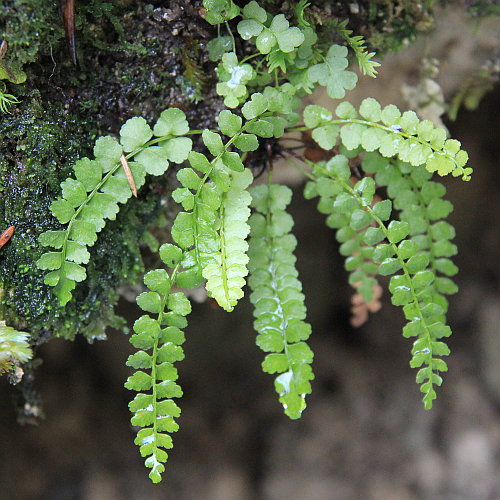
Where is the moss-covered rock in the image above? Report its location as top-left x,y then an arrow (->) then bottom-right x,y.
0,0 -> 224,347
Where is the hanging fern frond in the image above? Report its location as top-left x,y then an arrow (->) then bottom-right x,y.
362,152 -> 459,314
0,324 -> 33,375
305,154 -> 456,409
36,109 -> 193,306
125,243 -> 192,484
171,97 -> 270,311
302,99 -> 472,181
248,182 -> 314,419
202,168 -> 253,311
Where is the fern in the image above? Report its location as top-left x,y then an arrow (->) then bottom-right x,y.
171,98 -> 270,311
125,243 -> 192,483
0,324 -> 33,375
302,99 -> 472,181
36,109 -> 193,305
202,168 -> 253,311
26,0 -> 476,484
304,153 -> 457,409
248,182 -> 314,419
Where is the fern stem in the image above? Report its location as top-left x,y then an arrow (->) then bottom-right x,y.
225,20 -> 236,53
217,202 -> 231,306
283,154 -> 316,181
240,53 -> 261,64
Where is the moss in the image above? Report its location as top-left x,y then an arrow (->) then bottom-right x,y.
0,0 -> 62,72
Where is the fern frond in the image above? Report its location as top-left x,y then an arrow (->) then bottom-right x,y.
0,324 -> 33,375
305,154 -> 456,409
37,109 -> 193,306
303,99 -> 472,181
331,19 -> 381,77
202,168 -> 253,311
125,243 -> 192,484
248,183 -> 314,419
171,97 -> 270,311
362,152 -> 459,311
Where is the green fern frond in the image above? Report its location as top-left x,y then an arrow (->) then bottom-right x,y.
171,97 -> 270,310
202,168 -> 253,311
305,154 -> 456,409
37,109 -> 192,306
331,19 -> 381,77
248,183 -> 314,419
303,99 -> 472,181
125,243 -> 192,483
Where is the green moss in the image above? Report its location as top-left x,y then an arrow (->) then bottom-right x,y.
0,0 -> 62,72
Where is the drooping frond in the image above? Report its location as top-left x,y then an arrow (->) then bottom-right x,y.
125,243 -> 192,483
305,154 -> 457,408
36,109 -> 193,306
248,183 -> 314,418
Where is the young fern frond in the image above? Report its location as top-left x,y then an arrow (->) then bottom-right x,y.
0,324 -> 33,375
171,95 -> 271,311
302,99 -> 472,181
304,154 -> 456,409
248,183 -> 314,419
202,168 -> 253,311
36,109 -> 192,306
125,243 -> 192,484
331,19 -> 381,77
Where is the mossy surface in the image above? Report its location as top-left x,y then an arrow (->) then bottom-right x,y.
0,92 -> 148,342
